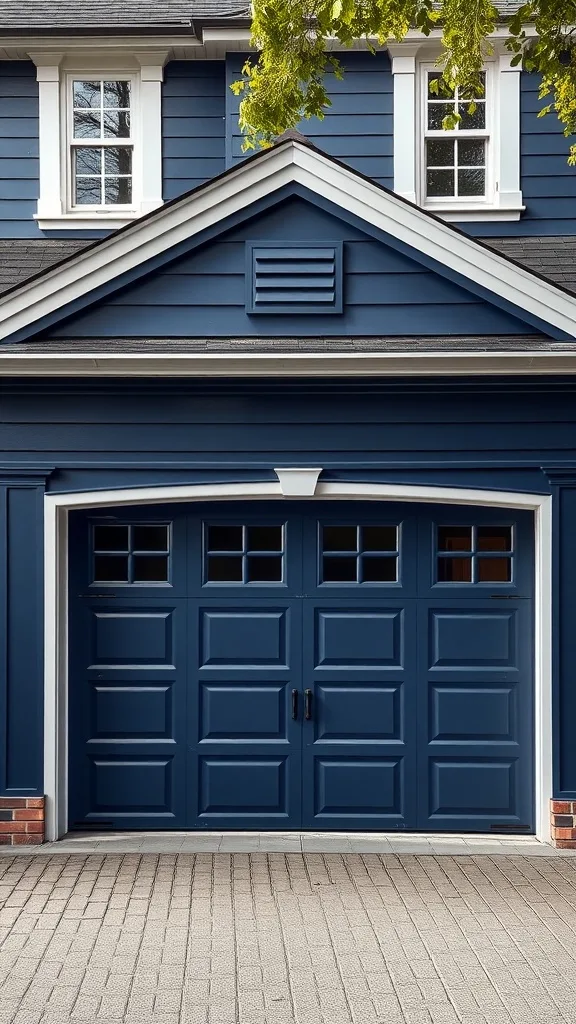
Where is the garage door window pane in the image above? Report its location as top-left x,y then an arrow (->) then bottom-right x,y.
247,555 -> 283,581
93,525 -> 129,551
438,556 -> 472,582
323,556 -> 358,582
133,555 -> 169,582
133,525 -> 169,551
477,557 -> 511,582
477,526 -> 512,552
323,525 -> 357,551
94,554 -> 129,582
208,525 -> 243,551
207,555 -> 243,582
362,556 -> 397,582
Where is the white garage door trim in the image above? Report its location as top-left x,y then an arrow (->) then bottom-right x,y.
44,477 -> 552,844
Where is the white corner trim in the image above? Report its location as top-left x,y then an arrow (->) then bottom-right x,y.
388,45 -> 420,206
43,481 -> 552,843
30,52 -> 65,221
0,139 -> 573,342
274,468 -> 322,496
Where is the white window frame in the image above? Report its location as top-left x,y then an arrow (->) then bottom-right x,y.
420,63 -> 493,209
389,44 -> 524,222
65,71 -> 139,215
30,50 -> 168,231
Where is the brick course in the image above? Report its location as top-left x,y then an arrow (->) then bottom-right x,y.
0,797 -> 45,844
551,799 -> 576,847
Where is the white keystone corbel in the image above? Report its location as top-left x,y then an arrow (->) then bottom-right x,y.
274,468 -> 322,497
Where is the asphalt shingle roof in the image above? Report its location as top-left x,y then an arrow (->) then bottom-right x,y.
0,0 -> 249,30
0,0 -> 519,29
0,236 -> 574,300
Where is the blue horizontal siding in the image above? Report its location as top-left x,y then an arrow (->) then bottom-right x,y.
226,51 -> 393,188
162,61 -> 225,201
48,196 -> 539,340
0,61 -> 40,237
470,71 -> 576,237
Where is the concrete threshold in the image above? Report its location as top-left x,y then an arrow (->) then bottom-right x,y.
1,830 -> 570,855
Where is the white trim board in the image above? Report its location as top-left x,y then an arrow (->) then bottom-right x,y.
1,139 -> 576,343
44,478 -> 552,845
2,350 -> 576,377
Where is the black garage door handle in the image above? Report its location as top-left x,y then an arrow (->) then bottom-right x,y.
291,689 -> 298,720
304,689 -> 312,720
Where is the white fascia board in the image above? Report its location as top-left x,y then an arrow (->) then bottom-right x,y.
2,350 -> 576,376
1,139 -> 576,342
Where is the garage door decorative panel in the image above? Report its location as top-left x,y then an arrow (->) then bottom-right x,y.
69,503 -> 534,833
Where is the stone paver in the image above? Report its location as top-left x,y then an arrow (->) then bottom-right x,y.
0,852 -> 576,1023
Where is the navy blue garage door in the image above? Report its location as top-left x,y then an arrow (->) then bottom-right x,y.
68,502 -> 534,833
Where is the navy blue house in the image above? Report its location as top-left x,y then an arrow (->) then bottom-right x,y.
2,0 -> 576,846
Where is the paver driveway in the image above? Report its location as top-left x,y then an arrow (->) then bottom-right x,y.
0,853 -> 576,1024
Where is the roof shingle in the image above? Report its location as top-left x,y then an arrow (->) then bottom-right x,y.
0,0 -> 249,30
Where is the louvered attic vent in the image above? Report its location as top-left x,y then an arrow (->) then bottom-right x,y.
246,242 -> 343,314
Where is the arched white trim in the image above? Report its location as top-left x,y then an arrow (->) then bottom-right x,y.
44,479 -> 552,844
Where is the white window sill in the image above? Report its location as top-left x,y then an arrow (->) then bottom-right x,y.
423,204 -> 525,223
34,212 -> 142,231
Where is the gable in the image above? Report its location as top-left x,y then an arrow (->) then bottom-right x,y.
44,197 -> 541,340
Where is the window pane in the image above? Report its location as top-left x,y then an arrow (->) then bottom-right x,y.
247,555 -> 282,582
75,147 -> 101,175
103,80 -> 131,107
457,139 -> 485,166
426,138 -> 454,167
361,525 -> 397,551
427,102 -> 455,130
105,178 -> 132,204
103,110 -> 131,139
362,556 -> 397,582
438,526 -> 472,551
133,525 -> 169,551
322,525 -> 357,551
104,147 -> 132,175
458,101 -> 486,130
73,80 -> 101,108
94,554 -> 129,582
246,526 -> 282,551
207,555 -> 243,582
426,169 -> 454,197
477,526 -> 512,552
322,556 -> 358,582
74,111 -> 101,139
208,525 -> 243,551
458,168 -> 485,196
459,73 -> 486,101
477,557 -> 511,582
438,556 -> 472,582
428,73 -> 454,99
93,525 -> 129,551
75,177 -> 102,205
133,555 -> 169,583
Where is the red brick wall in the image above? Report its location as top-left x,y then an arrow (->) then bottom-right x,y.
0,797 -> 45,845
551,800 -> 576,848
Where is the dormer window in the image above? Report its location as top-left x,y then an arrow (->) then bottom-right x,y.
30,52 -> 167,230
70,78 -> 135,209
388,46 -> 524,222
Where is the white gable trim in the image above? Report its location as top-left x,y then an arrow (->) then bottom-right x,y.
0,139 -> 575,342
